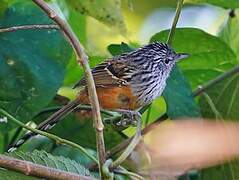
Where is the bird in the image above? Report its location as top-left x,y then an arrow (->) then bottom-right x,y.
8,42 -> 189,152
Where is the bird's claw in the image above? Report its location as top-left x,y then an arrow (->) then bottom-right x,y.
115,110 -> 141,128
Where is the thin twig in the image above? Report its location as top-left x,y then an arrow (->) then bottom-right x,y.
144,104 -> 152,126
0,24 -> 59,33
0,155 -> 92,180
114,168 -> 144,180
201,92 -> 223,120
167,0 -> 184,45
37,105 -> 117,117
32,0 -> 105,178
193,66 -> 239,96
112,116 -> 142,168
0,108 -> 97,163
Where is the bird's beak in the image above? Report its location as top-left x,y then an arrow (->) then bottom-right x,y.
175,53 -> 190,61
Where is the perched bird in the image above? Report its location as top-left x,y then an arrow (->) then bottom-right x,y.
8,42 -> 189,152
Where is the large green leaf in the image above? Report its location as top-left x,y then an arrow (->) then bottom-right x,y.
54,0 -> 87,45
162,65 -> 201,118
66,0 -> 126,34
0,2 -> 72,132
219,10 -> 239,59
200,161 -> 239,180
51,145 -> 96,167
150,28 -> 237,89
199,70 -> 239,120
198,68 -> 239,180
185,0 -> 239,8
6,150 -> 95,177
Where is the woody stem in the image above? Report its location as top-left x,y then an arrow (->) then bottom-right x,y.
32,0 -> 106,178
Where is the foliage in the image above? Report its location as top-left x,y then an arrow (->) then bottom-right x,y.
185,0 -> 239,9
0,0 -> 239,179
64,0 -> 126,34
0,1 -> 71,132
7,150 -> 94,177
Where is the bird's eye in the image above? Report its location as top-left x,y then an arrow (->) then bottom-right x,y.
165,59 -> 169,64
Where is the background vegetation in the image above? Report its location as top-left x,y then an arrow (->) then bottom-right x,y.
0,0 -> 239,179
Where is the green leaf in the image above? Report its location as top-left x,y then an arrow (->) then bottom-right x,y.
50,113 -> 125,150
108,42 -> 135,56
200,159 -> 239,180
66,0 -> 126,34
54,0 -> 87,45
185,0 -> 239,9
198,70 -> 239,180
150,28 -> 237,89
48,112 -> 125,150
219,10 -> 239,59
199,70 -> 239,120
51,145 -> 96,167
22,97 -> 125,150
6,150 -> 94,177
0,2 -> 72,132
0,168 -> 39,180
162,66 -> 201,118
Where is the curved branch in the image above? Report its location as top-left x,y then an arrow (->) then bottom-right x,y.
32,0 -> 105,177
193,66 -> 239,96
0,155 -> 92,180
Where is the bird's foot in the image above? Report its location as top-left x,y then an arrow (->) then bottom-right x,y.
114,109 -> 141,128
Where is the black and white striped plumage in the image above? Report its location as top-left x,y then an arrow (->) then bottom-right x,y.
8,42 -> 189,152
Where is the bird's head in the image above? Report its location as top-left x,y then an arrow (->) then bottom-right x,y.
149,42 -> 189,70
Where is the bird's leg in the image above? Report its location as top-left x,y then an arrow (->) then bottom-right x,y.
103,110 -> 142,168
110,111 -> 142,168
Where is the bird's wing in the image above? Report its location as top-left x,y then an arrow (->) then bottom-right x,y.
73,56 -> 137,88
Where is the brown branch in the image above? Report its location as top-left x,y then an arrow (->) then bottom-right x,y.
32,0 -> 105,178
0,24 -> 59,33
0,155 -> 92,180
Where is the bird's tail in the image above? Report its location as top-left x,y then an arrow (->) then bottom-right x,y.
8,99 -> 80,152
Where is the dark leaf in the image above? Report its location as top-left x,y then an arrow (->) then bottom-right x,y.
163,65 -> 201,119
0,2 -> 72,132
